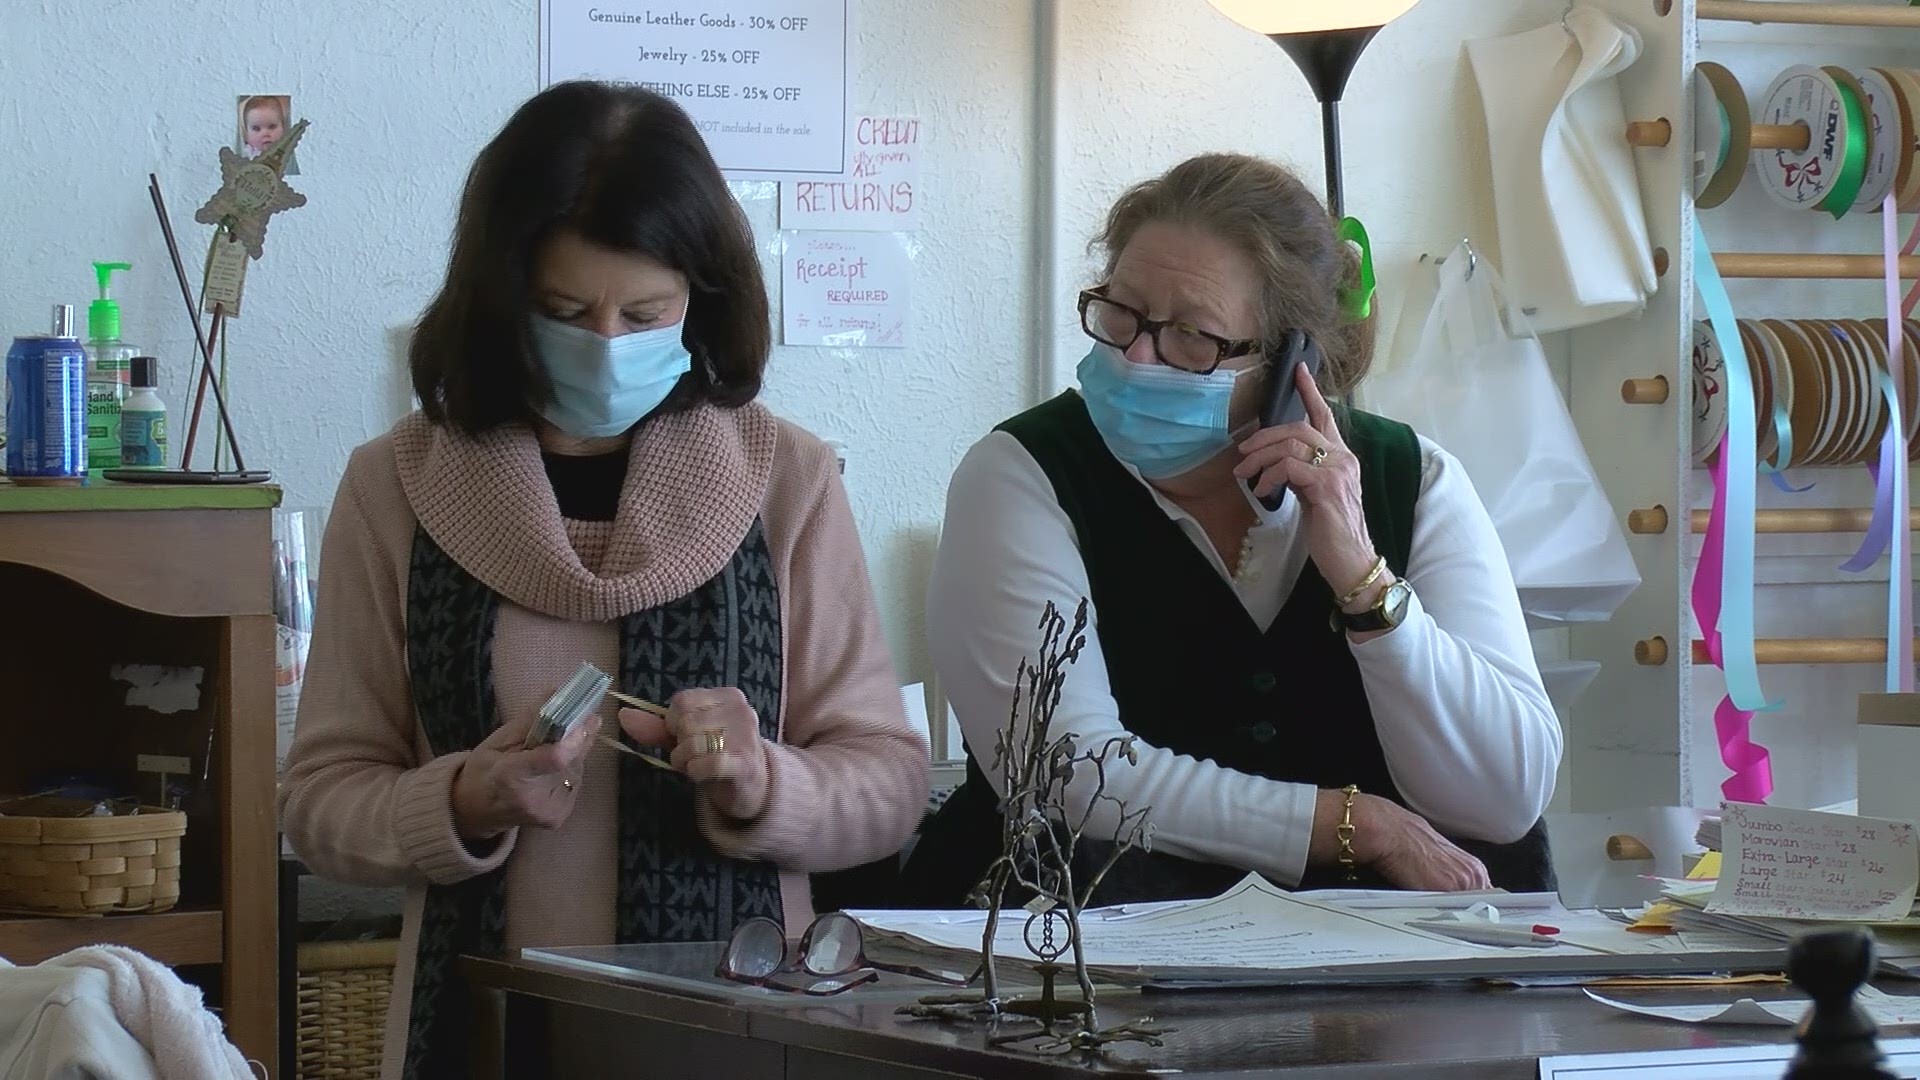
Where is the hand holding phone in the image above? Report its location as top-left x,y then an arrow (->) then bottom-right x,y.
1249,330 -> 1324,511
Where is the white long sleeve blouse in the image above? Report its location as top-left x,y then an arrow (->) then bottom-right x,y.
926,429 -> 1562,887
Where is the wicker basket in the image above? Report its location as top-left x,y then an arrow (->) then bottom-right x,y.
0,796 -> 185,916
295,939 -> 396,1080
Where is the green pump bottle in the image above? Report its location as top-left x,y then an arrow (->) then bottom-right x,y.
85,261 -> 136,473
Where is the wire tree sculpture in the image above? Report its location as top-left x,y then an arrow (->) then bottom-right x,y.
903,598 -> 1161,1052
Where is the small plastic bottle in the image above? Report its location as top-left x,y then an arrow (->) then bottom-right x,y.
119,355 -> 167,470
85,261 -> 136,472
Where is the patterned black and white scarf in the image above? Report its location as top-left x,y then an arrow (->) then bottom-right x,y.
398,521 -> 786,1080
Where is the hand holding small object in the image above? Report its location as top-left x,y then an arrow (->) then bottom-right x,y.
1233,365 -> 1384,601
451,712 -> 597,841
618,687 -> 770,821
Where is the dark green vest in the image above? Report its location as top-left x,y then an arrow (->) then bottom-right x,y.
901,392 -> 1552,906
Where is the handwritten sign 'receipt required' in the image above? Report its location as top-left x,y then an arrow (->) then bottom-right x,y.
781,232 -> 912,348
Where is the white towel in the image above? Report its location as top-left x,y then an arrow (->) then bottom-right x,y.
1466,5 -> 1657,333
0,959 -> 158,1080
33,948 -> 256,1080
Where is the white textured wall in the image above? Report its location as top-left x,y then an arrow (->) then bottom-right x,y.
1,0 -> 1559,693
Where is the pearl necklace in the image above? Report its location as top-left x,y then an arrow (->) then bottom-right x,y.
1233,528 -> 1260,587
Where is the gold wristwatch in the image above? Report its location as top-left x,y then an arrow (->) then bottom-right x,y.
1331,578 -> 1412,633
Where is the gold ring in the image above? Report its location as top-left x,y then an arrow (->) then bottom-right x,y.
701,730 -> 727,755
1309,445 -> 1329,467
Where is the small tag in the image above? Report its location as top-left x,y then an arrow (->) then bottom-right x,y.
202,233 -> 249,317
136,754 -> 192,775
1024,896 -> 1057,915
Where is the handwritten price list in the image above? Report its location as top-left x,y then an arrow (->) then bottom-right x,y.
540,1 -> 848,177
1708,802 -> 1920,921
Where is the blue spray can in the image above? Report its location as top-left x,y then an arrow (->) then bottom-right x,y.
5,305 -> 90,485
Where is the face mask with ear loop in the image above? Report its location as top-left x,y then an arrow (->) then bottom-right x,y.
1078,215 -> 1374,481
527,314 -> 694,438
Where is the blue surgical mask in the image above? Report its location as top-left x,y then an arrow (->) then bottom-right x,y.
528,314 -> 694,438
1076,342 -> 1252,479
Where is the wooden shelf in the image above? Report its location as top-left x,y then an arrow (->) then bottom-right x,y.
0,906 -> 223,966
0,497 -> 279,1069
0,479 -> 280,514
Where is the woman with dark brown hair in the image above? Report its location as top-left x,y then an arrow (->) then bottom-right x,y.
904,153 -> 1559,907
278,82 -> 927,1079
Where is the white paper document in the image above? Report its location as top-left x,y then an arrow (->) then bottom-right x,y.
539,0 -> 849,178
1584,986 -> 1920,1028
1709,802 -> 1920,922
1539,1039 -> 1920,1080
856,875 -> 1494,977
781,231 -> 912,347
852,874 -> 1810,986
781,115 -> 921,230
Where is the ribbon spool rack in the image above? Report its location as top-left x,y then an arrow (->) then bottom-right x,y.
1555,0 -> 1920,811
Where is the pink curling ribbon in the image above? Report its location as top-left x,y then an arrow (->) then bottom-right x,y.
1692,436 -> 1774,803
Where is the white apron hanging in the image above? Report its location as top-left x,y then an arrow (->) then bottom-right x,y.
1466,5 -> 1656,334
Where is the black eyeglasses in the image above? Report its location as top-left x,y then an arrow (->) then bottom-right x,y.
1078,288 -> 1264,375
716,912 -> 978,995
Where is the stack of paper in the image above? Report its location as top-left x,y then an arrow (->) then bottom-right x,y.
1695,815 -> 1720,852
851,874 -> 1795,987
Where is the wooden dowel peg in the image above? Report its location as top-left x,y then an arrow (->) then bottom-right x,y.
1628,506 -> 1669,534
1606,834 -> 1655,861
1750,123 -> 1811,152
1624,118 -> 1808,151
1622,376 -> 1670,404
1697,0 -> 1920,28
1715,253 -> 1920,279
1687,508 -> 1920,534
1635,637 -> 1669,666
1688,638 -> 1919,665
1625,119 -> 1672,147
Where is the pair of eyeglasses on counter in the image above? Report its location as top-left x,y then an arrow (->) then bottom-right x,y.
716,911 -> 980,996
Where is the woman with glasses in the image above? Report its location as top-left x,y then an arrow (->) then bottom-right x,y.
277,83 -> 928,1079
902,153 -> 1560,906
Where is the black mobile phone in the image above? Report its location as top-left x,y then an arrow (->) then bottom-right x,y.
1250,330 -> 1324,512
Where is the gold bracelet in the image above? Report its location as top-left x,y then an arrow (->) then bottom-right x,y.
1337,784 -> 1360,882
1337,556 -> 1388,607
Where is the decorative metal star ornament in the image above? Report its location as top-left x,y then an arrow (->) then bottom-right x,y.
194,118 -> 309,259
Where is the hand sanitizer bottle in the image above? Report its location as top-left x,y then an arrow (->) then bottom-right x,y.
85,261 -> 136,473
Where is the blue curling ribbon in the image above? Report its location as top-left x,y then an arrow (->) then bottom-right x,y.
1693,219 -> 1780,714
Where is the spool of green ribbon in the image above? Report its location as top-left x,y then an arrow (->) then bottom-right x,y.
1715,98 -> 1732,176
1821,74 -> 1869,220
1335,216 -> 1375,322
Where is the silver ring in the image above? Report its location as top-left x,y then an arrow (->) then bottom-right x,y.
562,779 -> 574,792
1309,445 -> 1329,467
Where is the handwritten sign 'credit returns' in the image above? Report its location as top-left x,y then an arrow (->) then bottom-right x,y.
781,115 -> 921,230
781,231 -> 912,348
1708,802 -> 1919,922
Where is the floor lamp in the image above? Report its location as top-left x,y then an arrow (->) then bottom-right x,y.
1204,1 -> 1423,220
